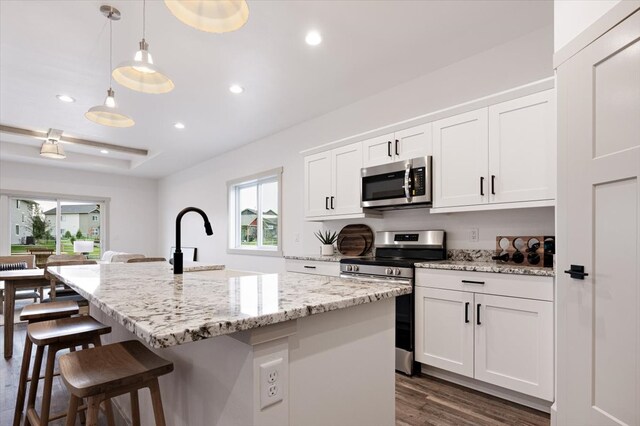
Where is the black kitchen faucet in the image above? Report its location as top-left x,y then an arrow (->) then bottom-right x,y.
174,207 -> 213,274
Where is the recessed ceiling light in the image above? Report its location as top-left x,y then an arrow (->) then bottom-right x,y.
305,31 -> 322,46
229,84 -> 244,94
174,122 -> 185,129
56,94 -> 75,103
100,149 -> 109,154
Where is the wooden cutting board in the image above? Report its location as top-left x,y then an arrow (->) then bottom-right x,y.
337,224 -> 374,256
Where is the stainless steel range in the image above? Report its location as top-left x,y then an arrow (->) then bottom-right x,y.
339,230 -> 446,375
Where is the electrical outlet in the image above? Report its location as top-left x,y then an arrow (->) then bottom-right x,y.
260,358 -> 283,409
470,228 -> 479,242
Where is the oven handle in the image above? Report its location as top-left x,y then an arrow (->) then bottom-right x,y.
340,273 -> 412,285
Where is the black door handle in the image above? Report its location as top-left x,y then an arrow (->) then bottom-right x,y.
477,304 -> 481,325
325,196 -> 329,210
387,141 -> 392,157
464,302 -> 470,323
491,175 -> 496,195
564,264 -> 589,280
462,280 -> 485,285
303,265 -> 316,269
395,139 -> 399,156
330,196 -> 335,209
480,177 -> 485,196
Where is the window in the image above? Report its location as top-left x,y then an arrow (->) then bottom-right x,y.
22,214 -> 25,223
16,200 -> 19,209
15,225 -> 19,235
228,168 -> 282,256
61,215 -> 65,222
92,215 -> 98,221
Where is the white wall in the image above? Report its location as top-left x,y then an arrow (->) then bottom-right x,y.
554,0 -> 622,52
158,26 -> 554,273
0,160 -> 159,256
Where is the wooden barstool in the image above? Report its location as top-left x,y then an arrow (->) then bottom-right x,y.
24,316 -> 111,426
13,301 -> 80,426
60,340 -> 174,426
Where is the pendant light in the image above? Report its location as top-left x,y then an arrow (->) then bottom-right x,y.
112,0 -> 174,94
164,0 -> 249,33
86,6 -> 135,128
40,128 -> 66,159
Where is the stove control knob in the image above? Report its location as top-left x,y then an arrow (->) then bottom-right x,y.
394,268 -> 402,276
346,265 -> 353,272
353,265 -> 359,272
385,268 -> 393,275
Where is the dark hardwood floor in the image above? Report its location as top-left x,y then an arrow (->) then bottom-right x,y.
3,317 -> 548,426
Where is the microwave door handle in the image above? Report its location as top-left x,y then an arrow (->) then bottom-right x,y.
403,166 -> 411,200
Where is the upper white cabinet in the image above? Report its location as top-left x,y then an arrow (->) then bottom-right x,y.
432,89 -> 556,211
362,123 -> 432,168
433,109 -> 489,208
304,142 -> 370,220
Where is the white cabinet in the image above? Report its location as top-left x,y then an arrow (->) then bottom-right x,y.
304,142 -> 367,219
415,287 -> 474,377
362,123 -> 432,168
432,89 -> 556,210
433,109 -> 489,208
415,269 -> 554,401
285,259 -> 340,277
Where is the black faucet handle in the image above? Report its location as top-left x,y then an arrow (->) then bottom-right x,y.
205,222 -> 213,236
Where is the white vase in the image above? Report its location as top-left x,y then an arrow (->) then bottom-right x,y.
321,244 -> 334,256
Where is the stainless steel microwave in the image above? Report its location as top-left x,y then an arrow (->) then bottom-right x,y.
361,156 -> 432,210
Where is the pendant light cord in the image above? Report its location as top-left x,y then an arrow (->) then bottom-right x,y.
109,16 -> 113,88
142,0 -> 146,41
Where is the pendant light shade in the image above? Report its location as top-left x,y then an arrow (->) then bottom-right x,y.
164,0 -> 249,33
40,140 -> 66,159
112,39 -> 174,94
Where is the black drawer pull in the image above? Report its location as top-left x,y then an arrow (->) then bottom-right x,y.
387,141 -> 392,157
464,302 -> 470,323
462,280 -> 485,285
325,196 -> 329,210
477,304 -> 482,325
480,176 -> 484,196
303,265 -> 317,269
564,264 -> 588,280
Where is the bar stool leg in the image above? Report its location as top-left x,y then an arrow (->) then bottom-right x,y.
24,345 -> 44,426
149,379 -> 167,426
130,391 -> 141,426
102,400 -> 116,426
39,344 -> 59,425
64,395 -> 80,426
86,396 -> 102,426
13,334 -> 33,426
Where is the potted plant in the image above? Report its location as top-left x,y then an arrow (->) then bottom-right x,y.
314,230 -> 338,256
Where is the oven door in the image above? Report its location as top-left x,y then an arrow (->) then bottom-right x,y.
361,156 -> 431,209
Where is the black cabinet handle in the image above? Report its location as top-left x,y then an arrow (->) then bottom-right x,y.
564,264 -> 589,280
395,139 -> 399,156
491,175 -> 496,195
480,176 -> 485,196
477,304 -> 482,325
462,280 -> 485,285
464,302 -> 470,323
303,265 -> 316,269
330,196 -> 335,209
387,141 -> 392,157
325,196 -> 329,210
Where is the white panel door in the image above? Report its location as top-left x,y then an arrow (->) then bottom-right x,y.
474,294 -> 554,400
304,152 -> 332,218
557,10 -> 640,426
415,287 -> 474,378
362,133 -> 395,168
433,109 -> 489,208
394,123 -> 432,162
488,90 -> 556,203
331,143 -> 363,215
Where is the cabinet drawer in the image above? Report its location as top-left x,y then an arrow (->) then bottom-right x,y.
415,268 -> 553,301
285,260 -> 340,277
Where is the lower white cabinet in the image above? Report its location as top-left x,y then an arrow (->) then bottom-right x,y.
285,259 -> 340,277
415,270 -> 554,401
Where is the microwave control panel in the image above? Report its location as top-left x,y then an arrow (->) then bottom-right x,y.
412,167 -> 426,196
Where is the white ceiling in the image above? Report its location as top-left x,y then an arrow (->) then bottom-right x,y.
0,0 -> 552,178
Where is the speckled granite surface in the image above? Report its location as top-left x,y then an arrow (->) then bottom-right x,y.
447,249 -> 495,262
415,260 -> 555,277
49,262 -> 411,348
284,254 -> 372,263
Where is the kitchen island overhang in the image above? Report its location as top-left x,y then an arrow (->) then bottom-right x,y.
49,263 -> 409,426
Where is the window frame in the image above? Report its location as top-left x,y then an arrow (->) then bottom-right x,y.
227,167 -> 283,257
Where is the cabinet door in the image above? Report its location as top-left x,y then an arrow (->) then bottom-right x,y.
304,152 -> 332,217
415,287 -> 474,378
362,133 -> 395,168
331,143 -> 363,215
474,294 -> 553,400
395,123 -> 432,162
488,90 -> 556,203
433,109 -> 489,207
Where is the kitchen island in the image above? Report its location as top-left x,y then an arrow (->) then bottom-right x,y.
49,262 -> 410,426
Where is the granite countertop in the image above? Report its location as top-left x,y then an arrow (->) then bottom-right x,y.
48,262 -> 411,348
414,260 -> 555,277
284,254 -> 372,262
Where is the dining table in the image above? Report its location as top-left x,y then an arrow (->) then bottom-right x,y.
1,268 -> 48,358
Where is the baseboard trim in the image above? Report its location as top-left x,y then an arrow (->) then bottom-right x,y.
420,364 -> 553,414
